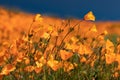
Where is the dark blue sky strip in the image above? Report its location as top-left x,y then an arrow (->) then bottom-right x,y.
0,0 -> 120,21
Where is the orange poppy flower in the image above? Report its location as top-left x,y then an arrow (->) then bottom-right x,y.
24,66 -> 35,72
0,64 -> 16,75
89,24 -> 97,32
63,62 -> 74,72
84,11 -> 95,21
33,14 -> 43,22
80,56 -> 87,63
105,53 -> 116,64
60,50 -> 73,61
47,60 -> 62,71
78,44 -> 92,55
34,67 -> 42,74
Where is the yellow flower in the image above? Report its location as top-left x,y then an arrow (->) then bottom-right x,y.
63,62 -> 74,72
0,64 -> 16,75
47,54 -> 62,71
105,53 -> 116,64
60,50 -> 73,61
47,25 -> 53,33
78,44 -> 92,55
16,52 -> 25,62
47,60 -> 62,71
71,44 -> 79,52
84,11 -> 95,21
36,61 -> 43,68
41,32 -> 50,39
80,56 -> 86,63
70,36 -> 79,44
34,61 -> 43,73
34,51 -> 42,61
33,14 -> 43,22
65,43 -> 72,50
65,42 -> 79,53
89,24 -> 97,32
39,56 -> 47,64
24,66 -> 35,72
24,57 -> 30,65
34,67 -> 42,74
104,30 -> 108,35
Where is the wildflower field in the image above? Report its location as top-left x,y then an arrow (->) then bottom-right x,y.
0,8 -> 120,80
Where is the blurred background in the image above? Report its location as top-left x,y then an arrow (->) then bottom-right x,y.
0,0 -> 120,21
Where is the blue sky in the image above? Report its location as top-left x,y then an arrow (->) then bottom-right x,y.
0,0 -> 120,21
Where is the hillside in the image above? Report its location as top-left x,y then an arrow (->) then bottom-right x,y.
0,7 -> 120,44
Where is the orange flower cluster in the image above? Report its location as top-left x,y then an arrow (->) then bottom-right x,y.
0,9 -> 120,79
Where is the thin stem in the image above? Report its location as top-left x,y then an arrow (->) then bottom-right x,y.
51,36 -> 58,53
28,22 -> 34,35
27,21 -> 34,55
59,21 -> 80,50
43,66 -> 47,80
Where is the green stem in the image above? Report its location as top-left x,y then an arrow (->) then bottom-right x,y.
43,66 -> 47,80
